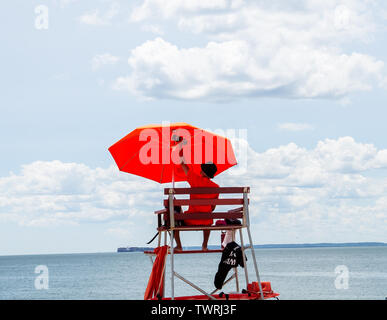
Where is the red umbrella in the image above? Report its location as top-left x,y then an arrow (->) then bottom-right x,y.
108,122 -> 237,183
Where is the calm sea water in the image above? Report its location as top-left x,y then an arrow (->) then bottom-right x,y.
0,246 -> 386,300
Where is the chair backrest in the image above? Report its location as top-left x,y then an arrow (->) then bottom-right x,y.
163,187 -> 250,228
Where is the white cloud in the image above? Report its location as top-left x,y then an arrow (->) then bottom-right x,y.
57,0 -> 79,8
129,0 -> 235,22
105,225 -> 134,240
79,10 -> 107,26
141,24 -> 164,35
0,161 -> 162,227
217,136 -> 387,241
116,37 -> 384,101
1,136 -> 387,243
79,2 -> 120,26
59,0 -> 72,5
91,53 -> 120,71
278,123 -> 314,132
119,0 -> 386,101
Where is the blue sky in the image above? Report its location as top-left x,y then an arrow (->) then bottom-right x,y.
1,0 -> 387,255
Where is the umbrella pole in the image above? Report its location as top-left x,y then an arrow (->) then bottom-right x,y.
172,167 -> 175,189
170,168 -> 175,299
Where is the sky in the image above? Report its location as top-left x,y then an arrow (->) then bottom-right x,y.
1,0 -> 387,255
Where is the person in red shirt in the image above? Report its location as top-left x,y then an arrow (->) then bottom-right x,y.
174,161 -> 219,252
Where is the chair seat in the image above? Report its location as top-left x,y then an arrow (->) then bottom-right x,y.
157,225 -> 243,231
144,249 -> 224,255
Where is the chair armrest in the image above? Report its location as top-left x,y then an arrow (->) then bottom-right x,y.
154,208 -> 168,215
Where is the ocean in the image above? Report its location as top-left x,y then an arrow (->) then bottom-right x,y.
0,246 -> 386,300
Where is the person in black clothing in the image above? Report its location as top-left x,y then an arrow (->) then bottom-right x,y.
214,241 -> 245,290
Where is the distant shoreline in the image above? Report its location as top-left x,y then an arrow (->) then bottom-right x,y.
252,242 -> 387,249
1,242 -> 385,256
117,241 -> 387,252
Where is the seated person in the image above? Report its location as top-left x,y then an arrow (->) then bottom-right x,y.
174,160 -> 219,252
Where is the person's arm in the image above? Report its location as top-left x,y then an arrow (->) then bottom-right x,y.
180,154 -> 189,176
181,163 -> 189,176
176,138 -> 189,176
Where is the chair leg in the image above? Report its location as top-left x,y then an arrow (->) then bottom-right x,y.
238,228 -> 249,287
246,226 -> 264,300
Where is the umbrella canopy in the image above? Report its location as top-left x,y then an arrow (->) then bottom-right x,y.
108,122 -> 237,183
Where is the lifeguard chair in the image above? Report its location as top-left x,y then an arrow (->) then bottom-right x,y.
144,186 -> 279,300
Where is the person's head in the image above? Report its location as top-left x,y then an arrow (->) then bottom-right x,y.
200,162 -> 217,179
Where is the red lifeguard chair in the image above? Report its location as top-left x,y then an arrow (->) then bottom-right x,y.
144,186 -> 279,300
